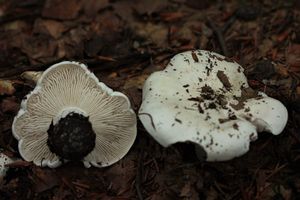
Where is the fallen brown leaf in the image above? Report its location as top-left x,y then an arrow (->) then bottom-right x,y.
33,19 -> 68,39
160,12 -> 187,22
0,80 -> 15,95
82,0 -> 110,17
42,0 -> 81,20
1,96 -> 19,113
123,74 -> 149,90
32,167 -> 59,193
287,44 -> 300,70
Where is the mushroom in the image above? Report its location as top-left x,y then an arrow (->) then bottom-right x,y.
13,61 -> 137,168
139,50 -> 288,161
0,153 -> 14,179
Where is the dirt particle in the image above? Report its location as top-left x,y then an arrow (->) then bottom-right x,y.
231,87 -> 259,110
205,113 -> 211,120
201,85 -> 215,100
191,51 -> 199,62
217,70 -> 232,90
198,104 -> 204,114
233,123 -> 239,130
237,66 -> 242,72
184,57 -> 190,64
208,102 -> 217,109
219,118 -> 230,123
175,118 -> 182,123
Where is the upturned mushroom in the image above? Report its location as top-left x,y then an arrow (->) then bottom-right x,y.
13,61 -> 137,168
139,50 -> 288,161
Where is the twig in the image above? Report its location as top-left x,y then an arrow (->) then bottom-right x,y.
138,113 -> 156,130
135,150 -> 144,200
207,19 -> 229,57
222,15 -> 236,33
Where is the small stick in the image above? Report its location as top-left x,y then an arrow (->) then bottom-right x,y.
207,19 -> 229,57
138,113 -> 156,130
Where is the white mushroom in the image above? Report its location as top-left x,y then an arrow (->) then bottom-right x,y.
139,50 -> 288,161
12,61 -> 137,168
0,153 -> 14,179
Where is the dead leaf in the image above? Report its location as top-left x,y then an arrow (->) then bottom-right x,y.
134,22 -> 168,47
123,74 -> 149,90
279,185 -> 292,200
287,44 -> 300,70
133,0 -> 168,16
104,156 -> 136,196
84,30 -> 135,58
32,167 -> 59,193
185,0 -> 212,10
6,160 -> 31,168
1,96 -> 19,113
150,191 -> 173,200
258,39 -> 273,57
3,20 -> 29,32
82,0 -> 110,17
180,182 -> 197,199
0,80 -> 15,95
14,34 -> 57,63
42,0 -> 81,20
160,12 -> 187,22
33,19 -> 68,39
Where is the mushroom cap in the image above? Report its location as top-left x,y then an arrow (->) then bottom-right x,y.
236,96 -> 288,135
139,50 -> 288,161
0,153 -> 14,178
12,61 -> 137,168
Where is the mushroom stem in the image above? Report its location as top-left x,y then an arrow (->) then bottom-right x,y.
47,112 -> 96,161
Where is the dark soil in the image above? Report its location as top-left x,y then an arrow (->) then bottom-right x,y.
0,0 -> 299,199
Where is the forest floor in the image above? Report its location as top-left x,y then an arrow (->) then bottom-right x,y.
0,0 -> 299,199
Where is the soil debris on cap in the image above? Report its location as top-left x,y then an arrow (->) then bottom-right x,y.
217,70 -> 232,90
191,51 -> 199,62
230,87 -> 259,110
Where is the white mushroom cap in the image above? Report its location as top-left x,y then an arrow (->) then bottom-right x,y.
0,153 -> 14,178
139,50 -> 288,161
12,61 -> 137,168
235,96 -> 288,135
